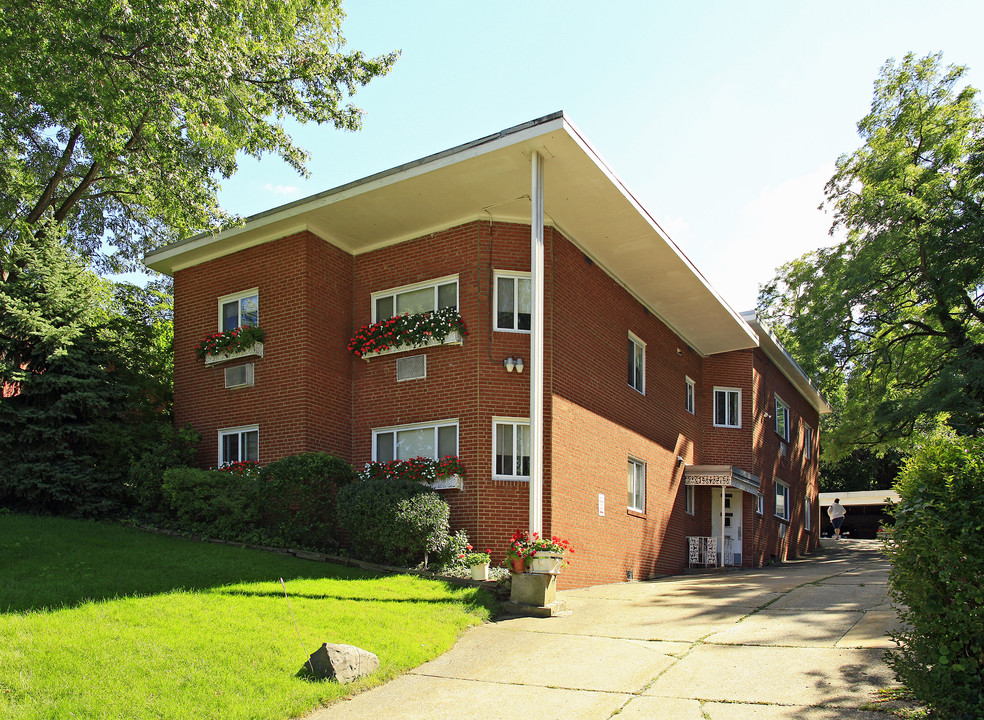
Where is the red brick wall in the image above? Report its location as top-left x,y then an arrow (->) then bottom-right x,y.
549,235 -> 705,587
171,220 -> 821,587
173,231 -> 353,467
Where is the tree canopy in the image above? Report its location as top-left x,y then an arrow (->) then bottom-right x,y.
759,53 -> 984,459
0,0 -> 397,271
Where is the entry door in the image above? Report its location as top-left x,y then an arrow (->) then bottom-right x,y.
710,489 -> 743,565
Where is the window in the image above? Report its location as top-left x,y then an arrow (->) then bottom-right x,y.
713,388 -> 741,428
775,480 -> 790,520
628,333 -> 645,394
493,418 -> 531,479
775,396 -> 791,441
804,495 -> 812,531
218,289 -> 258,331
628,458 -> 646,512
372,276 -> 458,322
685,484 -> 695,515
804,424 -> 814,459
373,420 -> 458,462
494,272 -> 531,332
219,425 -> 258,465
756,493 -> 764,515
685,376 -> 695,414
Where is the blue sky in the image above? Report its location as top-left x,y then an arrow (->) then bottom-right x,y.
213,1 -> 984,312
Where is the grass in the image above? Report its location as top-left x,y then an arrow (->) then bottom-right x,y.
0,514 -> 495,719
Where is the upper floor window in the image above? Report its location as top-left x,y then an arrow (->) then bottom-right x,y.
219,424 -> 258,465
775,480 -> 790,521
685,376 -> 695,414
373,420 -> 458,462
713,387 -> 741,428
372,275 -> 458,322
493,418 -> 530,479
804,424 -> 814,459
628,332 -> 645,394
756,493 -> 764,515
219,289 -> 258,331
628,457 -> 646,512
494,272 -> 531,332
775,396 -> 791,442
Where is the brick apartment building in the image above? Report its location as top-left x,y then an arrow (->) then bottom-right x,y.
145,113 -> 829,588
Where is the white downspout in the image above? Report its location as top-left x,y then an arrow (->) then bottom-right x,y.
529,150 -> 544,537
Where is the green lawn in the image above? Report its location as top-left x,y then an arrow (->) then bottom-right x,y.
0,514 -> 495,719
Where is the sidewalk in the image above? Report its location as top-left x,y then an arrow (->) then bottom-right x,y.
304,539 -> 911,720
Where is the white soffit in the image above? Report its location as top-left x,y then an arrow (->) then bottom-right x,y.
145,112 -> 757,356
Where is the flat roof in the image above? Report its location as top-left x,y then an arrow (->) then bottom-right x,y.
820,490 -> 900,506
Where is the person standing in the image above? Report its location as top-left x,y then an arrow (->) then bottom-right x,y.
827,498 -> 847,539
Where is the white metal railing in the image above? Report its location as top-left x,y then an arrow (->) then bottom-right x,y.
687,536 -> 736,568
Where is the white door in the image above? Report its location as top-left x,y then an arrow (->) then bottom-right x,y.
710,489 -> 743,565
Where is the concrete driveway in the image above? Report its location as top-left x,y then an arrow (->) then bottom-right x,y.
305,539 -> 909,720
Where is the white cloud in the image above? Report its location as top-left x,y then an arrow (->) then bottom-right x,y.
262,182 -> 301,196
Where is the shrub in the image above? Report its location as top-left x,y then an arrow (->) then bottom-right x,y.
255,453 -> 356,549
887,434 -> 984,718
161,467 -> 258,537
434,529 -> 470,570
337,477 -> 450,567
128,425 -> 200,514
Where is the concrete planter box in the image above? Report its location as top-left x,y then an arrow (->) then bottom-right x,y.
530,551 -> 564,575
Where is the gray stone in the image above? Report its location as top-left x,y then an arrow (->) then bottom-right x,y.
510,572 -> 557,606
307,643 -> 379,684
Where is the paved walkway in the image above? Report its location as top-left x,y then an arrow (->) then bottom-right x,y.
305,539 -> 910,720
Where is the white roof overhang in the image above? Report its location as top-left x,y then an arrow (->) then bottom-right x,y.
145,112 -> 758,356
740,312 -> 831,415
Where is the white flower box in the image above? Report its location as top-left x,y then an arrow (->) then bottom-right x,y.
204,342 -> 264,366
423,474 -> 464,491
362,332 -> 462,360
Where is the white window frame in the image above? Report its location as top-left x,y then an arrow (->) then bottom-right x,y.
804,494 -> 812,531
775,480 -> 790,521
217,288 -> 259,331
756,493 -> 764,515
713,387 -> 742,428
628,332 -> 646,394
493,271 -> 532,333
492,417 -> 531,480
628,457 -> 646,512
218,424 -> 259,466
371,419 -> 459,463
685,484 -> 695,515
804,424 -> 814,459
371,274 -> 459,323
685,376 -> 695,414
775,395 -> 791,442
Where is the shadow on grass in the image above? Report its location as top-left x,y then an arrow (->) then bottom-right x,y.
0,514 -> 379,613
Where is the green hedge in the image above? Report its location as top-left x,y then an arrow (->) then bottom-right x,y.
256,452 -> 355,549
887,434 -> 984,718
161,467 -> 258,537
336,477 -> 450,567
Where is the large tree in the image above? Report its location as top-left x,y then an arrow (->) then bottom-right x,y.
0,0 -> 397,272
759,53 -> 984,459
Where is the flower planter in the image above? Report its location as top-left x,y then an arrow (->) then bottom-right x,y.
361,331 -> 463,360
469,563 -> 489,581
509,557 -> 527,574
204,342 -> 264,365
530,551 -> 564,575
424,474 -> 464,491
